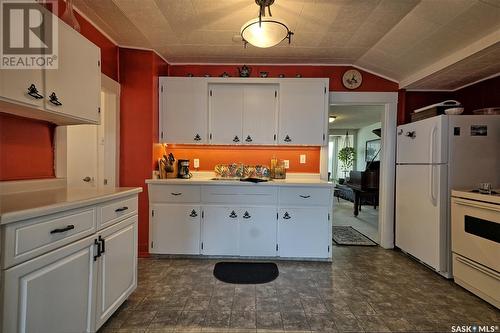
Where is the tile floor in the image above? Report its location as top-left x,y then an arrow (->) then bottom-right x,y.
99,246 -> 499,333
333,199 -> 379,243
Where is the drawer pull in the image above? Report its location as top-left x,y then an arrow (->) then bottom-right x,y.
171,192 -> 182,196
115,206 -> 129,212
189,210 -> 198,217
50,224 -> 75,234
229,210 -> 238,218
283,212 -> 291,220
299,195 -> 311,198
242,211 -> 251,219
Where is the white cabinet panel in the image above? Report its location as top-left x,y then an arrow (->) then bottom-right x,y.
209,84 -> 244,144
45,20 -> 100,123
95,216 -> 137,330
0,69 -> 44,108
3,235 -> 95,333
160,77 -> 208,143
239,207 -> 277,256
150,204 -> 201,255
202,206 -> 239,255
278,207 -> 330,258
279,79 -> 327,145
242,85 -> 278,144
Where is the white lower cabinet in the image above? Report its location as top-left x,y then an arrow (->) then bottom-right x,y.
278,207 -> 330,258
95,216 -> 138,330
3,235 -> 96,333
239,207 -> 277,257
150,204 -> 201,255
202,206 -> 240,255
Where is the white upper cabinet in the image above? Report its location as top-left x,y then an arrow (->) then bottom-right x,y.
0,68 -> 45,109
279,79 -> 328,145
242,84 -> 278,145
209,84 -> 244,144
160,77 -> 208,143
45,20 -> 101,123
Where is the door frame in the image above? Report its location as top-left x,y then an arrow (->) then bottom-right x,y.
325,92 -> 398,249
55,74 -> 120,183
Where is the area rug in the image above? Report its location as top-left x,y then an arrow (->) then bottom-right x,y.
213,262 -> 279,284
332,226 -> 377,246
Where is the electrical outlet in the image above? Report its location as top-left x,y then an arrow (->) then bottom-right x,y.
193,158 -> 200,168
300,154 -> 306,164
284,160 -> 290,169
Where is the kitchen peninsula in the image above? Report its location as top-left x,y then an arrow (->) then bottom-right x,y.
146,173 -> 333,261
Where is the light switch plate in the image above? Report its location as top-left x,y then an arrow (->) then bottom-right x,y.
300,154 -> 306,164
193,158 -> 200,168
284,160 -> 290,169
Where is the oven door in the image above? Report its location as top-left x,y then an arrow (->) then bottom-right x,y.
451,197 -> 500,272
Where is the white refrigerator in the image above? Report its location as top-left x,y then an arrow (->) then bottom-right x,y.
395,115 -> 499,278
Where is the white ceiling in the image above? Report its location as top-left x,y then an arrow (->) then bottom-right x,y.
74,0 -> 500,89
329,105 -> 383,129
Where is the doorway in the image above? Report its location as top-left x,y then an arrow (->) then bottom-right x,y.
55,74 -> 120,188
329,105 -> 383,243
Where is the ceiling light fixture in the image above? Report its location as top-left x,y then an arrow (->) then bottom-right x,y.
329,116 -> 337,123
240,0 -> 293,48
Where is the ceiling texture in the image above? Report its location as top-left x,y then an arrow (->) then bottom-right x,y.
74,0 -> 500,90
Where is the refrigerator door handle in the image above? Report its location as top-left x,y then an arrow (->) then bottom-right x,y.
429,165 -> 437,206
429,125 -> 437,164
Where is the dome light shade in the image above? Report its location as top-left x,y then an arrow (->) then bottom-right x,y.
241,17 -> 292,48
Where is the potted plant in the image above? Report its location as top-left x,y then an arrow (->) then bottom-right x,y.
338,146 -> 356,180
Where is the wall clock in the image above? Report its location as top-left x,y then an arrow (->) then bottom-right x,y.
342,69 -> 362,90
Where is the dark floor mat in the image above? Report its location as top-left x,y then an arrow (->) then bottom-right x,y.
213,262 -> 279,284
332,226 -> 377,246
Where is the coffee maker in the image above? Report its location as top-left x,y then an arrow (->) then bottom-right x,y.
177,159 -> 191,179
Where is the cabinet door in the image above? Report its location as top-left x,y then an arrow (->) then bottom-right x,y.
0,69 -> 44,108
239,207 -> 277,256
95,216 -> 138,330
45,20 -> 101,123
209,84 -> 243,144
150,204 -> 201,254
278,207 -> 330,258
202,206 -> 239,255
279,79 -> 327,145
2,235 -> 96,333
160,77 -> 207,143
242,85 -> 278,145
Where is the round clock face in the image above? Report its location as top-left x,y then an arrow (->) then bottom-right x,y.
342,69 -> 362,89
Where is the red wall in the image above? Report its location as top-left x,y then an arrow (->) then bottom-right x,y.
119,48 -> 168,256
0,1 -> 119,181
169,65 -> 398,92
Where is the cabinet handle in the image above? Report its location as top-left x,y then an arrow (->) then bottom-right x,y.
48,92 -> 63,106
405,131 -> 416,139
233,136 -> 240,143
229,210 -> 238,218
50,224 -> 75,234
171,192 -> 182,196
27,84 -> 43,99
189,209 -> 198,217
284,135 -> 292,142
99,235 -> 105,254
245,135 -> 252,143
82,176 -> 92,182
194,134 -> 201,141
299,195 -> 311,198
242,211 -> 251,219
115,206 -> 128,212
93,239 -> 101,261
283,212 -> 291,220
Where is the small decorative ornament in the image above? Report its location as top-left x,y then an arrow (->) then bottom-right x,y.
204,74 -> 211,77
186,73 -> 194,77
295,74 -> 302,78
279,74 -> 285,78
259,71 -> 269,78
342,69 -> 363,89
238,65 -> 252,77
220,72 -> 230,77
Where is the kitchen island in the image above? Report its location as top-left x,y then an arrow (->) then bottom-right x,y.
146,173 -> 333,261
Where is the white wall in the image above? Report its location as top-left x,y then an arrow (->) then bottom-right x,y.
356,122 -> 381,171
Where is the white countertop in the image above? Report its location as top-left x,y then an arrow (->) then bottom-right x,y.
146,172 -> 333,187
451,189 -> 500,205
0,187 -> 142,225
